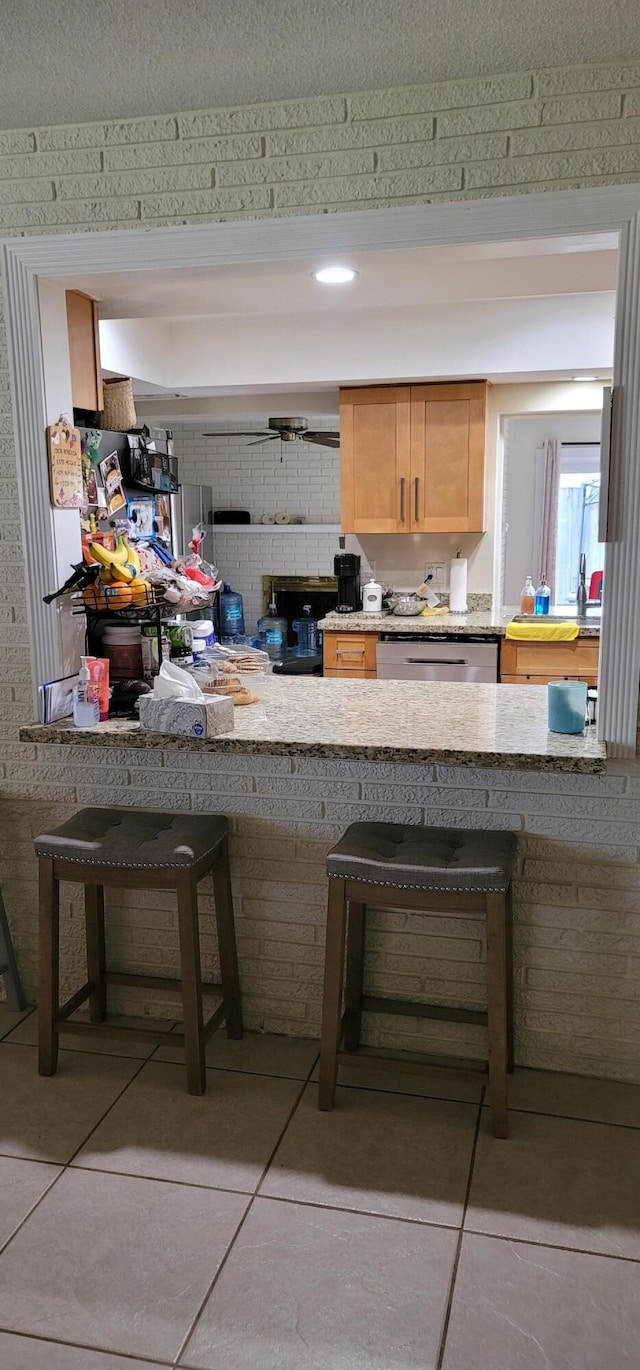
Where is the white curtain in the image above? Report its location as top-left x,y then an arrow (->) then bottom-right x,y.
534,438 -> 560,598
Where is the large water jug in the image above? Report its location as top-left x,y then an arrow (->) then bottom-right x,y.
292,604 -> 319,656
220,584 -> 245,640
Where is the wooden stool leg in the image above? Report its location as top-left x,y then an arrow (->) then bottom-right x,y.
0,886 -> 26,1011
211,839 -> 243,1040
38,858 -> 59,1077
84,884 -> 107,1023
177,870 -> 206,1095
318,877 -> 348,1111
486,891 -> 508,1139
343,900 -> 366,1053
505,884 -> 515,1074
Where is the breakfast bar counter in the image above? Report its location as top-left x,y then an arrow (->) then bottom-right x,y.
21,676 -> 605,772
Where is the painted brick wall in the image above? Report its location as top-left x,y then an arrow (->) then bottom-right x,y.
170,420 -> 340,632
3,59 -> 640,1078
4,740 -> 640,1081
2,64 -> 640,226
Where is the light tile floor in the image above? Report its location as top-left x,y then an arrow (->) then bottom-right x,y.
0,1010 -> 639,1368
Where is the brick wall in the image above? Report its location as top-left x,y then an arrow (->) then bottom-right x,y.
3,65 -> 640,224
3,59 -> 640,1077
4,740 -> 640,1081
170,421 -> 340,632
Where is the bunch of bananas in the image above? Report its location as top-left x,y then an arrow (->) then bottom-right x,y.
83,535 -> 152,610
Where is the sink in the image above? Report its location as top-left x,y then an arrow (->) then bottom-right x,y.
512,614 -> 601,629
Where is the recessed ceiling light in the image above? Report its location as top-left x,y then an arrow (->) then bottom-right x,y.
572,374 -> 598,382
313,265 -> 358,284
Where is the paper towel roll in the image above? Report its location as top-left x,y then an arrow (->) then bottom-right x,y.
449,557 -> 468,613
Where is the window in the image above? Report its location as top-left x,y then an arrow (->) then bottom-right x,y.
555,444 -> 603,606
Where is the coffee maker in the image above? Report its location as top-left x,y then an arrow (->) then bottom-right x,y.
334,547 -> 361,613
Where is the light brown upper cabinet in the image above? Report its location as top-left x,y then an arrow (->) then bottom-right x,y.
65,290 -> 103,413
340,381 -> 487,534
410,382 -> 487,533
340,386 -> 411,533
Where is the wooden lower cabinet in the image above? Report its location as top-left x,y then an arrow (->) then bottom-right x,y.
500,637 -> 599,685
323,631 -> 378,678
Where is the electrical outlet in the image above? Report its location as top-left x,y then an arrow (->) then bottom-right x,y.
424,562 -> 446,587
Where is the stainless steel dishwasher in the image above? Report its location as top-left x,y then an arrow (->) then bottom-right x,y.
376,633 -> 500,682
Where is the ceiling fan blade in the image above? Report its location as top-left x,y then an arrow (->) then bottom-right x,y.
247,433 -> 280,447
304,432 -> 340,448
202,430 -> 271,438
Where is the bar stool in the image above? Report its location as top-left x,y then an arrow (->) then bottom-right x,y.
318,822 -> 516,1138
34,806 -> 243,1095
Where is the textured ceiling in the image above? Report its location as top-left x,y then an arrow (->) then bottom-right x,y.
1,0 -> 639,129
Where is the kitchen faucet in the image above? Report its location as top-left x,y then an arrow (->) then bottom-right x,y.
576,553 -> 588,620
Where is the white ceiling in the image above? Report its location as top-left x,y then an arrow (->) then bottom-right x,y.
1,0 -> 638,129
66,235 -> 619,320
57,232 -> 617,417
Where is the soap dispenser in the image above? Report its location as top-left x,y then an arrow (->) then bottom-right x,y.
73,656 -> 100,727
535,575 -> 551,616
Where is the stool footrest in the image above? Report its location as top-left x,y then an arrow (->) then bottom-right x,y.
56,981 -> 95,1022
58,1019 -> 176,1047
337,1044 -> 488,1087
360,995 -> 487,1027
105,972 -> 222,995
172,1000 -> 227,1049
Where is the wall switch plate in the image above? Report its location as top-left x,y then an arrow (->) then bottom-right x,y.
425,562 -> 446,587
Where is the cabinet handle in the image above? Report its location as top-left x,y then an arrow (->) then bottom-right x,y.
414,476 -> 420,522
337,648 -> 366,657
399,477 -> 406,523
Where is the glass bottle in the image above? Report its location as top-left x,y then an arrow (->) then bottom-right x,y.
520,575 -> 536,615
535,574 -> 551,616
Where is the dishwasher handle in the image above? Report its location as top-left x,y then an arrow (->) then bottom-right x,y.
405,657 -> 467,665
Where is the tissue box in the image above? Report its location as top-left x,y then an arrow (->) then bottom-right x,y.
138,694 -> 234,739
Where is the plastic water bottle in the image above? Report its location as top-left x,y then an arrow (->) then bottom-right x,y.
257,591 -> 287,659
220,584 -> 245,640
292,605 -> 319,656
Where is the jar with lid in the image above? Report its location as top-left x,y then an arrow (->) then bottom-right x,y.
101,625 -> 143,679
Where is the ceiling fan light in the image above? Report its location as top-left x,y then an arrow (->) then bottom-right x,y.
313,265 -> 357,284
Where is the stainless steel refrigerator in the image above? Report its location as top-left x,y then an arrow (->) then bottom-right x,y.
170,484 -> 213,558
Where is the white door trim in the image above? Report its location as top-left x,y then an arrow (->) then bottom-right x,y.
2,186 -> 640,752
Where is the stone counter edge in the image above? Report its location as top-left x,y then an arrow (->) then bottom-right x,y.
19,724 -> 606,773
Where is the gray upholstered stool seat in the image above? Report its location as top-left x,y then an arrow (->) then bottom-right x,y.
319,821 -> 516,1138
34,807 -> 229,869
35,806 -> 242,1095
326,822 -> 516,892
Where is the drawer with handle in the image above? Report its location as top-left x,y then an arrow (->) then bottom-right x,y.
323,631 -> 379,675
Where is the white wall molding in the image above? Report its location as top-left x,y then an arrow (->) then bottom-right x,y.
3,186 -> 640,748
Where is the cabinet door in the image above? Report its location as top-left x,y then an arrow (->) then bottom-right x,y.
410,382 -> 486,532
340,387 -> 410,533
66,290 -> 103,412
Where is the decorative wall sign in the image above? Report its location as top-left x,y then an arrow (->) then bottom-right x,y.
47,419 -> 83,508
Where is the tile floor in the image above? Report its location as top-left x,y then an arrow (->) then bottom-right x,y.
1,1002 -> 640,1368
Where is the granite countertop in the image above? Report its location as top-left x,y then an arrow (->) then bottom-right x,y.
318,608 -> 601,638
21,677 -> 605,772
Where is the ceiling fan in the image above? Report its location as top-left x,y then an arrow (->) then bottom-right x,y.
202,416 -> 340,448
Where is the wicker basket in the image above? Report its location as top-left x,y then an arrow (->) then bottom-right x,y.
102,376 -> 136,431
